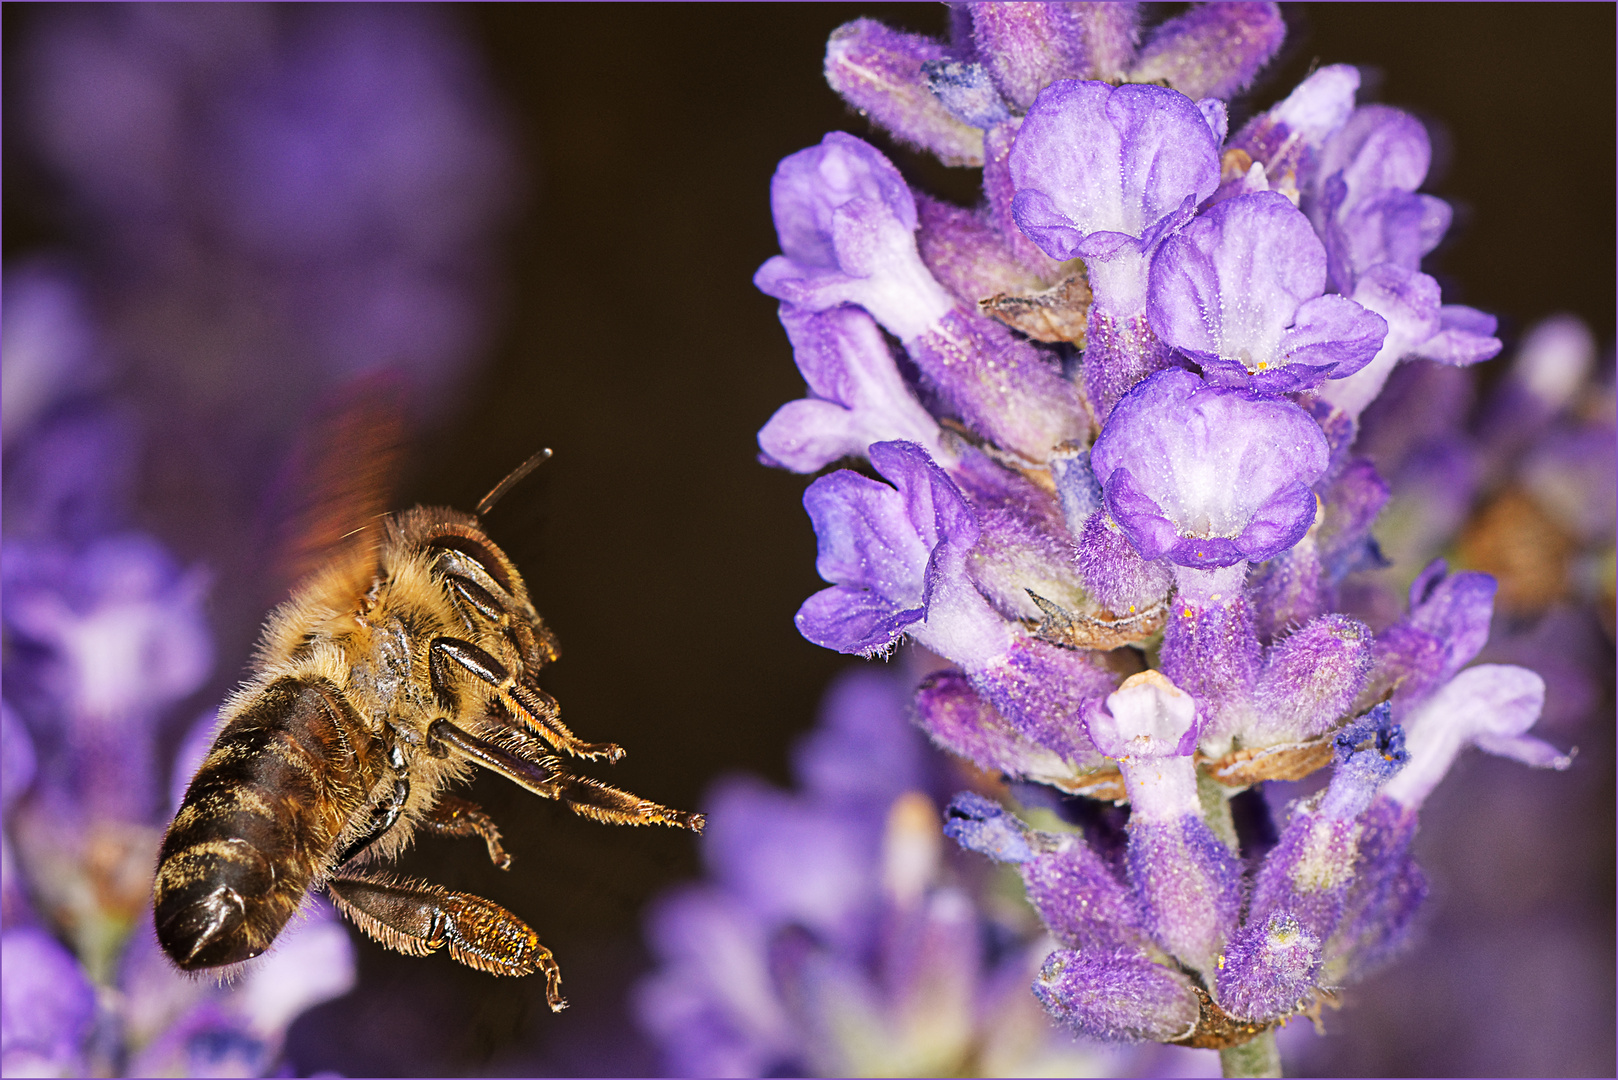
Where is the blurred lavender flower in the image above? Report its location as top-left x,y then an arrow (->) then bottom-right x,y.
744,4 -> 1592,1076
636,663 -> 1214,1078
3,5 -> 521,1074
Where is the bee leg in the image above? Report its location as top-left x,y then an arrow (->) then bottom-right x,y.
418,794 -> 511,869
444,572 -> 560,672
333,731 -> 411,866
327,872 -> 566,1009
334,778 -> 409,866
428,719 -> 703,832
428,636 -> 624,762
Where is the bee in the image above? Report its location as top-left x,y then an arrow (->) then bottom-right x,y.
153,450 -> 702,1011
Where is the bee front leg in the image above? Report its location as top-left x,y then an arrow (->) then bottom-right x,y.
418,794 -> 511,869
326,872 -> 566,1009
428,719 -> 703,832
428,637 -> 623,762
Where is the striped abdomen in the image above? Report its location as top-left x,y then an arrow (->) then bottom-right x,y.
155,677 -> 374,969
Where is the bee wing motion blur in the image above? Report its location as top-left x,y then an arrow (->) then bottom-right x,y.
153,451 -> 703,1011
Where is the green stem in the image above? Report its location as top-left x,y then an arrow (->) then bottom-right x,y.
1220,1029 -> 1281,1078
1197,768 -> 1240,854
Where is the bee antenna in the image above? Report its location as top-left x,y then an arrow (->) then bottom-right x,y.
476,448 -> 553,517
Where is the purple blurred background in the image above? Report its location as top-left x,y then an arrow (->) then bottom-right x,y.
3,4 -> 1612,1077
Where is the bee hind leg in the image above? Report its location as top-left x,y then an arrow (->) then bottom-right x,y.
418,794 -> 511,869
428,719 -> 704,832
326,872 -> 565,1009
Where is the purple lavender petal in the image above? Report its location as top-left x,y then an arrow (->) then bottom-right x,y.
1311,104 -> 1435,292
1227,64 -> 1359,197
1413,304 -> 1504,367
823,20 -> 985,167
1090,369 -> 1330,567
797,471 -> 932,654
1127,2 -> 1286,100
1008,81 -> 1220,260
1317,456 -> 1391,582
0,927 -> 96,1076
967,3 -> 1089,112
1250,614 -> 1374,744
1150,191 -> 1384,391
1404,563 -> 1498,685
1100,467 -> 1181,562
980,120 -> 1069,280
1034,948 -> 1200,1043
756,133 -> 956,340
1230,481 -> 1321,564
758,304 -> 944,473
1383,664 -> 1563,810
1276,294 -> 1387,380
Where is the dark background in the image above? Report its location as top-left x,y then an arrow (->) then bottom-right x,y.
5,4 -> 1613,1077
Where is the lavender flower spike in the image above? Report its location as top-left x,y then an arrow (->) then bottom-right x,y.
1089,368 -> 1330,569
797,440 -> 1010,665
758,304 -> 946,472
1087,671 -> 1241,980
1009,79 -> 1220,418
1149,191 -> 1387,393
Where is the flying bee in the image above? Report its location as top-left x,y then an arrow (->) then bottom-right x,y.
153,450 -> 702,1011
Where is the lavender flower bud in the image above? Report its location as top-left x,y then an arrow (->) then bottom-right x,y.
1126,2 -> 1286,101
1034,948 -> 1200,1043
823,20 -> 985,166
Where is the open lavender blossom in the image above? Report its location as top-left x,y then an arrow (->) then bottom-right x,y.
753,5 -> 1575,1074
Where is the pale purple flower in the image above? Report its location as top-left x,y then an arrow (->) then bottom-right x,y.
0,927 -> 97,1076
757,133 -> 1086,460
1149,191 -> 1387,392
757,304 -> 946,473
1088,368 -> 1329,569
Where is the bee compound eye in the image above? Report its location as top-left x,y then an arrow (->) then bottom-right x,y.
157,883 -> 257,969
